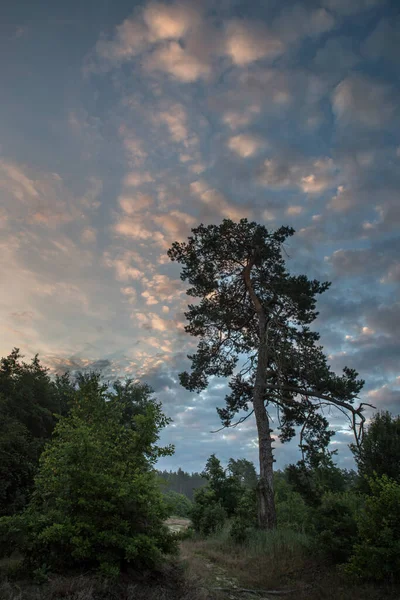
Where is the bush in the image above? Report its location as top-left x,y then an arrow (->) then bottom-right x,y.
313,491 -> 363,564
190,487 -> 226,536
163,491 -> 192,518
230,487 -> 257,544
346,475 -> 400,582
274,477 -> 311,532
0,375 -> 178,578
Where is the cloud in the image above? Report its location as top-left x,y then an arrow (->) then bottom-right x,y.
274,5 -> 335,44
190,180 -> 250,220
321,0 -> 382,16
141,274 -> 185,305
122,136 -> 148,166
114,217 -> 157,240
362,16 -> 400,64
332,75 -> 395,127
227,133 -> 265,158
257,156 -> 337,194
153,210 -> 196,240
0,160 -> 86,227
145,41 -> 211,81
118,193 -> 154,214
96,18 -> 149,61
222,106 -> 261,130
134,311 -> 170,332
143,1 -> 200,41
286,205 -> 303,216
156,103 -> 191,143
224,19 -> 284,66
366,383 -> 400,414
314,37 -> 360,72
81,227 -> 97,244
326,238 -> 400,281
104,251 -> 147,281
123,172 -> 154,187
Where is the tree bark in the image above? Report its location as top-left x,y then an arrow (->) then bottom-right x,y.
243,260 -> 277,530
253,329 -> 277,530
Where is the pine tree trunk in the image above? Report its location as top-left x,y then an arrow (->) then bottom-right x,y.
253,327 -> 277,530
243,260 -> 277,530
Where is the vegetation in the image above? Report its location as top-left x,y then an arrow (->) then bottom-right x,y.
351,411 -> 400,490
0,349 -> 74,516
346,475 -> 400,582
158,468 -> 206,501
0,373 -> 177,578
163,491 -> 193,518
168,218 -> 368,529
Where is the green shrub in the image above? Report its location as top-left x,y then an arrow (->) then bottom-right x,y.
190,487 -> 226,536
346,475 -> 400,582
230,487 -> 257,544
0,375 -> 178,578
313,491 -> 363,564
163,490 -> 192,518
275,477 -> 311,532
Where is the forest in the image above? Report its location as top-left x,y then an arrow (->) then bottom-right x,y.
1,220 -> 400,600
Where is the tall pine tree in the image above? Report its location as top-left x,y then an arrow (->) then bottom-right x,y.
168,219 -> 369,529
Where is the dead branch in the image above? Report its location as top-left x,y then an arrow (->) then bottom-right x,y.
212,586 -> 297,595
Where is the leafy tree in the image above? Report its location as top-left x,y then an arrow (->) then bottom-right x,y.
313,491 -> 362,564
351,411 -> 400,490
274,476 -> 311,532
0,349 -> 74,516
163,490 -> 192,518
230,487 -> 258,543
0,373 -> 177,577
202,454 -> 242,516
227,458 -> 258,489
190,487 -> 226,536
346,475 -> 400,582
168,219 -> 367,529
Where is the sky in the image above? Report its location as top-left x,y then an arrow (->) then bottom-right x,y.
1,0 -> 399,473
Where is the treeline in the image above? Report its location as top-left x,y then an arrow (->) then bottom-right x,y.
157,468 -> 206,501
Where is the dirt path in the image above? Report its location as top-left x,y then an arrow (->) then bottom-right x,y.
165,517 -> 192,534
180,541 -> 276,600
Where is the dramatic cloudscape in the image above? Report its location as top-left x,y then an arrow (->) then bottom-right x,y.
1,0 -> 399,472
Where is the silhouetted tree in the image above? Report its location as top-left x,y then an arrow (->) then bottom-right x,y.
169,219 -> 368,529
351,411 -> 400,490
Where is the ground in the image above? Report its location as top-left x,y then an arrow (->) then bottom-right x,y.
1,520 -> 399,600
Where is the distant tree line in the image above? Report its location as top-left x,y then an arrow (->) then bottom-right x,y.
157,468 -> 206,501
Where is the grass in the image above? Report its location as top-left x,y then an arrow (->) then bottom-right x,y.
2,524 -> 400,600
180,523 -> 400,600
0,559 -> 211,600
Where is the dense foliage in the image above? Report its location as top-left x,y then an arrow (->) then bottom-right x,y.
163,490 -> 193,518
0,373 -> 177,578
346,476 -> 400,582
351,411 -> 400,490
190,487 -> 227,536
313,492 -> 362,564
0,349 -> 74,516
